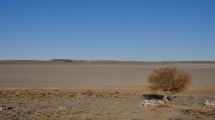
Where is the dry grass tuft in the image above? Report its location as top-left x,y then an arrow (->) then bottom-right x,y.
86,90 -> 95,96
156,104 -> 171,108
14,89 -> 21,96
25,89 -> 35,96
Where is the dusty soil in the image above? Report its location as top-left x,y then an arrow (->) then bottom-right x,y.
1,89 -> 215,120
0,61 -> 215,88
0,61 -> 215,119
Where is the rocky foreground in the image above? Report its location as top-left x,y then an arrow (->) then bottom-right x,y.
0,89 -> 215,120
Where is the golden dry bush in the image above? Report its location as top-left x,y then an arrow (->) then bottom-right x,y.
148,66 -> 191,94
14,89 -> 22,96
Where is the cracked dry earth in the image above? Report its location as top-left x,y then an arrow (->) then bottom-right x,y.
0,89 -> 215,120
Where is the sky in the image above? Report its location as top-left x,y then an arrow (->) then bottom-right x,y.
0,0 -> 215,61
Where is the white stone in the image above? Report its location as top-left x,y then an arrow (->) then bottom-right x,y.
205,100 -> 215,106
139,100 -> 165,106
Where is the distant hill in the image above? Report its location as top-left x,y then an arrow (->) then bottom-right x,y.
51,59 -> 77,62
0,59 -> 215,64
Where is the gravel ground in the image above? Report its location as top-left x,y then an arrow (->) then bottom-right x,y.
1,89 -> 215,120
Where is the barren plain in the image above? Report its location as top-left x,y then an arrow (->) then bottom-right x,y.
0,61 -> 215,88
0,61 -> 215,120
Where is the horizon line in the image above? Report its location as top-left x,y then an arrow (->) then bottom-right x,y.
1,59 -> 215,63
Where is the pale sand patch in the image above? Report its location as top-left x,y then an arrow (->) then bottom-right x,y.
0,61 -> 215,88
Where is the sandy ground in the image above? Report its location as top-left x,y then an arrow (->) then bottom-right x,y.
0,88 -> 215,120
0,61 -> 215,88
0,61 -> 215,119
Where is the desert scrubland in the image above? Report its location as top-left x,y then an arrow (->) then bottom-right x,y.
0,61 -> 215,120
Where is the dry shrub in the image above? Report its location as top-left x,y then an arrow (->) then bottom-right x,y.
115,91 -> 120,94
25,89 -> 35,96
86,90 -> 95,96
14,89 -> 21,96
148,66 -> 191,94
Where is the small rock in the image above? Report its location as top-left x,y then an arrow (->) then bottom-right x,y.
196,115 -> 203,119
114,95 -> 119,98
0,107 -> 3,112
96,93 -> 103,98
58,106 -> 66,111
205,100 -> 215,106
188,96 -> 194,100
115,91 -> 120,94
69,94 -> 75,97
7,106 -> 14,110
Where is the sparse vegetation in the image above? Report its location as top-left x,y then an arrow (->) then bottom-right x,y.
14,90 -> 21,96
148,66 -> 191,101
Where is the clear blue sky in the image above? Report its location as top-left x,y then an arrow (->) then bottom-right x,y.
0,0 -> 215,61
